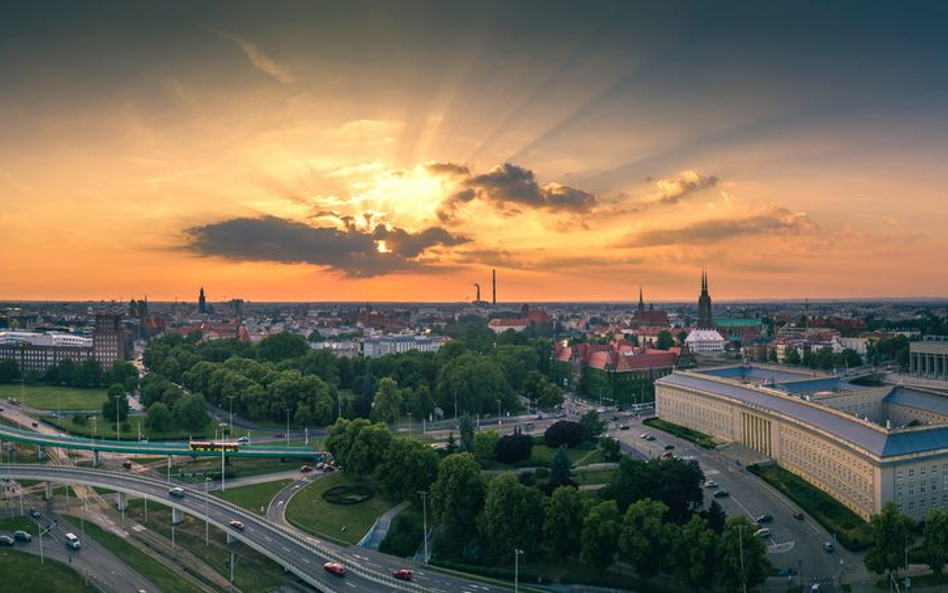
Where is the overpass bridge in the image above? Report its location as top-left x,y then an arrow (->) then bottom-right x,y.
0,424 -> 326,460
0,464 -> 454,593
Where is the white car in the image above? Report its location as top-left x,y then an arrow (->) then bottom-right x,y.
704,480 -> 719,489
754,528 -> 771,538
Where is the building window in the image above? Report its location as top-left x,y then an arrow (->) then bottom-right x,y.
898,471 -> 903,480
910,468 -> 915,478
897,486 -> 903,498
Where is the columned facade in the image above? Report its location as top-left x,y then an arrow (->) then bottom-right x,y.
910,339 -> 948,381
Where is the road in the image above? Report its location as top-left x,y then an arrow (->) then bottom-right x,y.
610,414 -> 863,591
0,464 -> 511,593
1,508 -> 161,593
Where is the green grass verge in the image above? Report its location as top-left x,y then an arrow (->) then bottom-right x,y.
643,417 -> 717,448
80,521 -> 204,593
0,549 -> 98,592
0,385 -> 107,411
216,479 -> 292,515
122,500 -> 291,592
747,463 -> 871,550
574,468 -> 617,485
0,515 -> 36,532
286,472 -> 397,545
171,456 -> 302,483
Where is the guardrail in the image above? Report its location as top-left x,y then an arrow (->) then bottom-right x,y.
1,464 -> 428,593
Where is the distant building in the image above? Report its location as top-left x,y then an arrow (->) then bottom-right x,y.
685,328 -> 726,355
552,341 -> 679,405
92,313 -> 125,369
632,288 -> 670,327
697,270 -> 713,328
488,305 -> 553,334
198,287 -> 207,314
0,331 -> 94,373
361,335 -> 448,358
910,336 -> 948,381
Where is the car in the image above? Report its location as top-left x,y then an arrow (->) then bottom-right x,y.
392,568 -> 413,581
65,532 -> 81,550
168,487 -> 186,498
713,490 -> 730,498
663,444 -> 675,451
122,460 -> 133,469
756,514 -> 773,524
237,436 -> 250,444
323,464 -> 336,472
316,462 -> 326,470
300,465 -> 313,473
13,530 -> 32,542
793,511 -> 805,520
31,421 -> 38,428
704,480 -> 719,489
323,561 -> 346,577
645,434 -> 656,441
810,585 -> 822,593
640,433 -> 650,439
823,542 -> 835,552
273,432 -> 284,438
619,424 -> 630,430
29,508 -> 41,519
754,528 -> 771,538
0,535 -> 13,546
228,520 -> 245,531
662,451 -> 674,458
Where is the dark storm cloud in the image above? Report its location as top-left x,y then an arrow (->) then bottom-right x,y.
185,215 -> 470,277
430,162 -> 597,221
627,208 -> 819,247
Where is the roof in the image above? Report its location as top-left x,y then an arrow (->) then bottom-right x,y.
685,329 -> 725,342
716,318 -> 764,327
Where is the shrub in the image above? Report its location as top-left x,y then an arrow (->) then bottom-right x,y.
544,420 -> 583,448
535,467 -> 550,480
496,431 -> 533,464
379,510 -> 423,557
518,472 -> 536,486
322,484 -> 376,505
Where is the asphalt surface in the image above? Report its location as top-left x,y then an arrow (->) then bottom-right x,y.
1,464 -> 511,593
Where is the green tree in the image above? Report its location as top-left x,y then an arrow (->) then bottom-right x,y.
864,502 -> 914,579
598,436 -> 621,462
700,500 -> 727,535
537,381 -> 565,410
783,347 -> 801,365
370,377 -> 404,424
430,453 -> 485,537
255,332 -> 309,363
618,498 -> 676,579
479,473 -> 543,558
374,438 -> 440,500
924,508 -> 948,577
344,422 -> 393,477
718,516 -> 770,593
458,415 -> 475,452
581,500 -> 621,570
435,352 -> 509,416
145,402 -> 173,432
172,394 -> 209,431
674,514 -> 718,591
767,348 -> 778,363
102,388 -> 130,422
473,430 -> 500,467
579,410 -> 606,442
655,330 -> 675,350
0,358 -> 20,382
543,486 -> 584,560
549,444 -> 573,487
406,384 -> 435,421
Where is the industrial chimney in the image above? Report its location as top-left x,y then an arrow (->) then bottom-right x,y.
492,269 -> 496,306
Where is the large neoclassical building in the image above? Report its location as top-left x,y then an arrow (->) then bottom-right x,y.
656,365 -> 948,520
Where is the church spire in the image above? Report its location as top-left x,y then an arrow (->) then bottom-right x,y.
638,286 -> 644,311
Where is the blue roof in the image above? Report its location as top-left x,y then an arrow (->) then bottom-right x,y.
657,372 -> 948,459
777,377 -> 863,393
697,366 -> 814,383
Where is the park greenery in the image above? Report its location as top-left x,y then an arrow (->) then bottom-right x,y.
862,503 -> 948,587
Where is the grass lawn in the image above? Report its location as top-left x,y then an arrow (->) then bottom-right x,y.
643,417 -> 717,448
0,549 -> 99,592
574,468 -> 617,485
79,521 -> 204,593
122,500 -> 291,592
286,472 -> 397,545
216,479 -> 292,515
501,439 -> 603,469
0,515 -> 36,532
748,463 -> 871,550
0,385 -> 107,411
48,416 -> 218,441
172,456 -> 303,482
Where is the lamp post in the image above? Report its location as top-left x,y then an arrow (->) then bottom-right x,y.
418,490 -> 428,564
221,443 -> 226,492
514,548 -> 524,593
205,477 -> 211,545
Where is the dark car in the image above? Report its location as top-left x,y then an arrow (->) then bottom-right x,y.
228,520 -> 245,531
31,421 -> 39,428
122,460 -> 133,469
756,514 -> 774,524
29,507 -> 41,519
793,511 -> 805,520
713,490 -> 730,498
663,444 -> 675,451
619,424 -> 630,430
823,542 -> 835,553
392,568 -> 412,581
273,432 -> 284,439
323,561 -> 346,577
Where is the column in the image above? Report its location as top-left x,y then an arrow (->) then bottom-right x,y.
226,532 -> 236,544
44,482 -> 52,500
171,507 -> 184,524
117,492 -> 127,511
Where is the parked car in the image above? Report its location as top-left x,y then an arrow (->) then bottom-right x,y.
273,432 -> 284,439
300,465 -> 313,473
661,451 -> 674,458
754,528 -> 771,538
663,444 -> 675,451
13,530 -> 32,542
168,487 -> 186,498
704,480 -> 719,489
29,508 -> 41,519
823,542 -> 835,553
0,535 -> 14,546
323,561 -> 346,577
392,568 -> 413,581
756,514 -> 773,524
640,433 -> 650,439
713,490 -> 730,498
228,520 -> 245,531
619,424 -> 630,430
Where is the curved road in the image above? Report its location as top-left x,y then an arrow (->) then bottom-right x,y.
1,464 -> 509,593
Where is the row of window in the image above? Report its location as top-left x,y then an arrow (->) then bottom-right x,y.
896,464 -> 948,480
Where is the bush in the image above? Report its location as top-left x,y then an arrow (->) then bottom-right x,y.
322,484 -> 375,505
72,414 -> 88,427
518,472 -> 536,486
535,467 -> 550,480
544,420 -> 583,448
496,431 -> 533,464
379,510 -> 423,557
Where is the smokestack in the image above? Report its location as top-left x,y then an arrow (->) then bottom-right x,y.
492,269 -> 496,306
474,283 -> 481,303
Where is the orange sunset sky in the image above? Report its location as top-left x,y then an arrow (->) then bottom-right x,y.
2,1 -> 947,302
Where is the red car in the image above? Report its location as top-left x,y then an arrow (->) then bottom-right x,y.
662,451 -> 674,459
228,520 -> 245,531
300,465 -> 313,473
323,561 -> 346,577
392,568 -> 413,581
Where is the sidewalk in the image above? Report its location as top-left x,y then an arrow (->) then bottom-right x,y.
359,500 -> 410,549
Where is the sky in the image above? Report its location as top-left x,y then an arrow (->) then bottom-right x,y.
2,0 -> 948,303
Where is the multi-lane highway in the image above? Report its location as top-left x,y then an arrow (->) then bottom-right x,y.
0,464 -> 510,593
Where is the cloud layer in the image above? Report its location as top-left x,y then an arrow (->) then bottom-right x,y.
185,216 -> 468,277
627,208 -> 820,247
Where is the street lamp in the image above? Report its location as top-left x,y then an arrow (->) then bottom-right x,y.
514,548 -> 524,593
418,490 -> 428,564
205,477 -> 211,546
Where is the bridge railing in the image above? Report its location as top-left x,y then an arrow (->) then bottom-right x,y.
2,464 -> 428,593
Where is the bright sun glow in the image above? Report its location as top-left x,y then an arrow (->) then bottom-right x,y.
376,240 -> 389,253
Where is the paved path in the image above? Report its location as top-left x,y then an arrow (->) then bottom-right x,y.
360,500 -> 410,550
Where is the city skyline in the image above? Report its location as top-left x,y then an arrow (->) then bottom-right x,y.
3,1 -> 948,301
